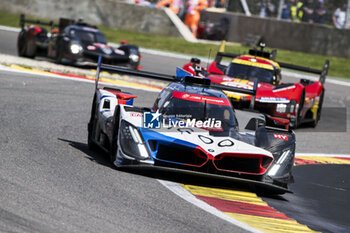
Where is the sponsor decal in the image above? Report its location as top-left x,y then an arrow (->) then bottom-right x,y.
130,112 -> 143,117
273,134 -> 288,141
222,77 -> 235,81
172,91 -> 230,106
221,81 -> 253,90
258,97 -> 289,103
114,49 -> 126,55
272,85 -> 296,92
143,110 -> 222,130
87,45 -> 96,50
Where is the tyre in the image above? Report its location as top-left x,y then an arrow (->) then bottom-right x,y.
87,95 -> 98,151
17,31 -> 27,57
56,47 -> 64,64
17,31 -> 35,58
290,91 -> 305,129
310,90 -> 324,128
110,106 -> 120,166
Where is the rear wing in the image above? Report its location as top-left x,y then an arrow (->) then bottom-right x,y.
94,55 -> 257,107
214,52 -> 239,63
214,51 -> 329,85
278,60 -> 329,85
19,14 -> 96,34
20,14 -> 58,31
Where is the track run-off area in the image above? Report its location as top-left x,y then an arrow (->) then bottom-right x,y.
1,27 -> 350,232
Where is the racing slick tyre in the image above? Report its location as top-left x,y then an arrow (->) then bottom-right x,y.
87,95 -> 98,151
56,47 -> 64,64
109,106 -> 120,166
291,91 -> 305,129
17,31 -> 35,58
17,31 -> 27,57
310,90 -> 324,128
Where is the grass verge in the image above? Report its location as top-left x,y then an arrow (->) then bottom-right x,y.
1,10 -> 349,79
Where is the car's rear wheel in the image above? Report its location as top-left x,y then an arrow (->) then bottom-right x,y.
17,31 -> 36,58
17,31 -> 27,57
310,90 -> 324,128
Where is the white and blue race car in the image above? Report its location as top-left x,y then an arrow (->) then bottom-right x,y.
87,58 -> 296,194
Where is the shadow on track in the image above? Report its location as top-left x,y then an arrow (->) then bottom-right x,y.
58,138 -> 112,168
58,137 -> 289,200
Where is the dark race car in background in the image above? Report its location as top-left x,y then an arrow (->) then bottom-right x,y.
17,14 -> 141,69
183,43 -> 329,129
197,17 -> 230,41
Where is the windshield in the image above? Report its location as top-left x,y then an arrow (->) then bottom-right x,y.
69,29 -> 107,44
160,96 -> 237,129
226,63 -> 274,83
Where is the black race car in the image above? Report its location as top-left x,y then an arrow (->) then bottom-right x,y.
17,14 -> 141,69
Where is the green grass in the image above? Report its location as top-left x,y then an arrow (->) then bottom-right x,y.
1,10 -> 350,79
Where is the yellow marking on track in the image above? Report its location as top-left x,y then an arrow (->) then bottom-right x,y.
182,184 -> 266,206
225,213 -> 317,233
8,64 -> 162,92
99,77 -> 161,91
182,184 -> 318,233
31,68 -> 55,75
85,75 -> 95,80
10,64 -> 31,71
296,156 -> 350,165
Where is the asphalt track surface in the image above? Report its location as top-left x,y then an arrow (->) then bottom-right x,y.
1,29 -> 350,232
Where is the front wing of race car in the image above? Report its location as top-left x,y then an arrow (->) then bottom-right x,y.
113,105 -> 295,194
119,164 -> 291,194
63,47 -> 139,68
114,125 -> 292,194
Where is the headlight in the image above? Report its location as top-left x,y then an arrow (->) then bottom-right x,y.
129,54 -> 139,63
70,44 -> 83,54
267,149 -> 293,176
120,120 -> 149,159
276,100 -> 296,114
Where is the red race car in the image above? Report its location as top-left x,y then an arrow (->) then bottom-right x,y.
183,44 -> 329,129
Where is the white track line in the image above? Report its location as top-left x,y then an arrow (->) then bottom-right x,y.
296,153 -> 350,158
0,25 -> 20,32
0,65 -> 161,93
157,180 -> 262,233
2,25 -> 349,87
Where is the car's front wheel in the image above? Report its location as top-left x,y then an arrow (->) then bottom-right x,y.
110,107 -> 120,166
87,95 -> 98,151
290,91 -> 305,129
